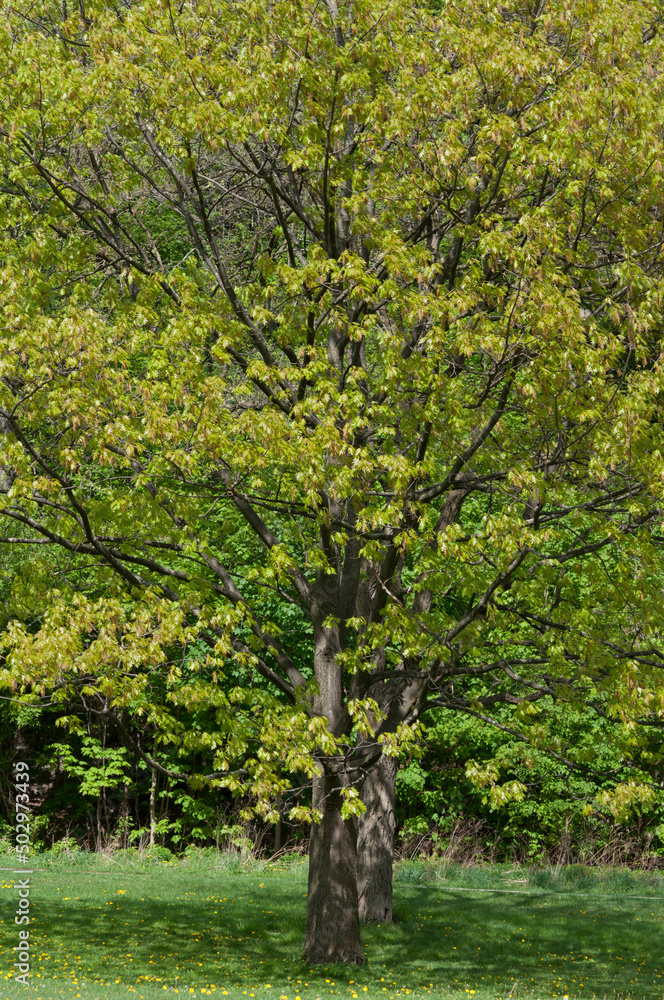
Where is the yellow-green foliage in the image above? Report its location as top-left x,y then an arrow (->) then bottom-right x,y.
1,0 -> 664,819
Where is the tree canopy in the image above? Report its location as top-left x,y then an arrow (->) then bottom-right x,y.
2,0 -> 664,965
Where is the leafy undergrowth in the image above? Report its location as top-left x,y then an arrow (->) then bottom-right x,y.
0,852 -> 662,1000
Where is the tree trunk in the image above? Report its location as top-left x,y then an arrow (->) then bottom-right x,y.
122,784 -> 129,850
149,768 -> 157,847
357,754 -> 397,923
274,788 -> 282,853
96,795 -> 102,852
102,784 -> 110,843
303,772 -> 365,966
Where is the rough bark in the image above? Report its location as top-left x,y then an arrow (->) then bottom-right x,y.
302,577 -> 366,964
122,784 -> 129,850
149,768 -> 157,846
303,773 -> 365,966
274,787 -> 282,853
357,754 -> 397,923
352,489 -> 471,921
96,795 -> 102,852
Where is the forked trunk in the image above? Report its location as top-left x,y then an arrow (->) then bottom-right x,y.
357,754 -> 397,922
303,773 -> 365,966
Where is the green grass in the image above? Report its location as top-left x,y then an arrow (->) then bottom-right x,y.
1,853 -> 663,1000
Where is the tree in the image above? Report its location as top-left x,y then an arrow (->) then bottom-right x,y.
2,0 -> 664,966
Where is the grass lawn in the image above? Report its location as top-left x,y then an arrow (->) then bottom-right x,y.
0,853 -> 663,1000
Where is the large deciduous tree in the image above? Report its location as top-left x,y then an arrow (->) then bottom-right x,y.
2,0 -> 664,965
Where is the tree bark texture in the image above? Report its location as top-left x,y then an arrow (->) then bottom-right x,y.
303,773 -> 365,966
357,754 -> 397,922
149,768 -> 157,846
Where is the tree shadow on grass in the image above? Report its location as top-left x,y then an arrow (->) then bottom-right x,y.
1,873 -> 663,998
364,883 -> 664,998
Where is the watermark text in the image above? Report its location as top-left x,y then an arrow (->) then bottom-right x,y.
13,761 -> 32,986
